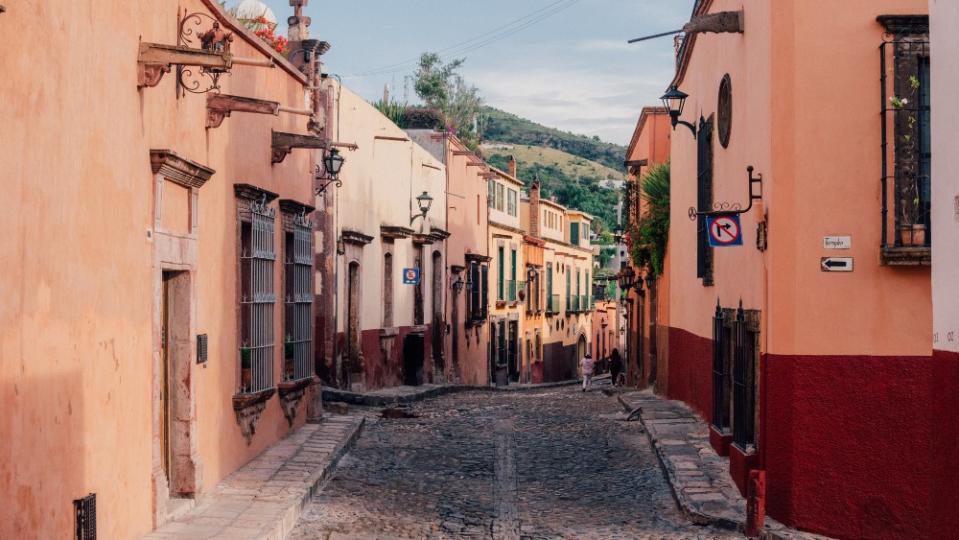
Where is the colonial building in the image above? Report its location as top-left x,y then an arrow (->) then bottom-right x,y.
0,1 -> 325,537
408,130 -> 492,386
524,182 -> 595,383
623,107 -> 671,389
487,161 -> 526,385
659,1 -> 932,537
327,90 -> 448,392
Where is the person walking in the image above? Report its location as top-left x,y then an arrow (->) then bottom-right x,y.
609,348 -> 623,387
580,352 -> 595,392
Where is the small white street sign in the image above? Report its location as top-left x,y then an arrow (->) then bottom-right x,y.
823,236 -> 851,250
821,257 -> 854,272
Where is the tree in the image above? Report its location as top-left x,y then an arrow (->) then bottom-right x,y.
628,162 -> 670,276
413,53 -> 483,149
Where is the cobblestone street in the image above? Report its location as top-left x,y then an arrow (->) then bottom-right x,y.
290,385 -> 741,539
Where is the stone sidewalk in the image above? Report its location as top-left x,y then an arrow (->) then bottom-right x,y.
616,390 -> 833,540
322,376 -> 600,408
143,414 -> 364,540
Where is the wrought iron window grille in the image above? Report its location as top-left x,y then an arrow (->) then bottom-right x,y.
74,493 -> 96,540
239,196 -> 276,394
283,213 -> 313,382
878,21 -> 931,262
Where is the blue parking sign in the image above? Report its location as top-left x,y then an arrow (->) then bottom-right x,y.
403,268 -> 421,285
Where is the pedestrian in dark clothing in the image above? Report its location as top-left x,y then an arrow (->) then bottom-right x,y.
609,348 -> 623,386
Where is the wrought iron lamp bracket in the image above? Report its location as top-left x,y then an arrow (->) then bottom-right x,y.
687,166 -> 763,221
673,118 -> 698,139
176,12 -> 233,95
313,166 -> 342,196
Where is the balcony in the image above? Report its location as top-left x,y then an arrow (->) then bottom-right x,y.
547,294 -> 560,315
569,296 -> 580,313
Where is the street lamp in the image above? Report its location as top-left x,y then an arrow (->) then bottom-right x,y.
660,85 -> 697,138
410,191 -> 434,225
451,275 -> 465,292
315,148 -> 345,195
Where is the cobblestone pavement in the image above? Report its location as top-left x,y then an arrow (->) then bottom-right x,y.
290,385 -> 742,540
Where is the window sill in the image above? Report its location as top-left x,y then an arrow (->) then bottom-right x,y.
278,377 -> 314,397
881,246 -> 931,266
277,377 -> 317,426
233,388 -> 276,410
232,388 -> 276,444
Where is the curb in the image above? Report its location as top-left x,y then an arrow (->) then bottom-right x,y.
322,377 -> 591,407
264,415 -> 365,540
615,394 -> 741,531
614,394 -> 833,540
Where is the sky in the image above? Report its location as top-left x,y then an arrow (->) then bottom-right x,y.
255,0 -> 695,145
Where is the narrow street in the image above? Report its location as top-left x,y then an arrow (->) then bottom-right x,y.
290,385 -> 740,540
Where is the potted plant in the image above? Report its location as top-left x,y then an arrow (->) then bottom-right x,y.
899,176 -> 926,246
240,345 -> 252,392
284,338 -> 295,380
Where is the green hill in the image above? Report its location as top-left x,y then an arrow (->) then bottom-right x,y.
482,144 -> 622,235
480,107 -> 627,171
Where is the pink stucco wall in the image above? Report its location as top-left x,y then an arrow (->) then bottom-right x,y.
0,2 -> 316,537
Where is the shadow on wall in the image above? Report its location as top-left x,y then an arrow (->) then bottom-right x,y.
1,372 -> 85,539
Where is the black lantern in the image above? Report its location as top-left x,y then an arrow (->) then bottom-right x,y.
324,148 -> 345,178
618,266 -> 635,290
315,148 -> 346,196
451,275 -> 465,292
411,191 -> 434,225
660,85 -> 697,138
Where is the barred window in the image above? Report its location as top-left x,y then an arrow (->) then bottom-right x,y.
240,198 -> 276,394
283,213 -> 313,382
466,260 -> 488,323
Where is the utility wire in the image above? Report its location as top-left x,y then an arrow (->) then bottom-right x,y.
349,0 -> 580,78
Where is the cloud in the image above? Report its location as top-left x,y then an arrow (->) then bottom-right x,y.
469,66 -> 671,144
575,39 -> 636,53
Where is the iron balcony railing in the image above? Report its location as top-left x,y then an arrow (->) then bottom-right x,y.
547,294 -> 560,314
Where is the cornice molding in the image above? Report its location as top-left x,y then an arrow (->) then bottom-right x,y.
150,149 -> 215,188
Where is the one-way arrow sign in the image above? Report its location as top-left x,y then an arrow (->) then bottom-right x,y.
821,257 -> 853,272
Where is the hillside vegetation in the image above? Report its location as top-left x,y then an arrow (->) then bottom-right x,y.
480,107 -> 627,171
483,144 -> 625,185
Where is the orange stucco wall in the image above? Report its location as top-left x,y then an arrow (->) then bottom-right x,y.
669,0 -> 930,356
625,108 -> 671,389
0,2 -> 316,538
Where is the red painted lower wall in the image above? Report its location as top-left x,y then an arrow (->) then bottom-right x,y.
666,327 -> 713,421
762,353 -> 954,539
932,349 -> 959,534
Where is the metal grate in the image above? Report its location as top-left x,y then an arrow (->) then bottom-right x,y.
74,493 -> 96,540
711,303 -> 729,431
240,198 -> 276,394
284,214 -> 313,382
732,303 -> 757,449
196,334 -> 208,364
880,36 -> 931,250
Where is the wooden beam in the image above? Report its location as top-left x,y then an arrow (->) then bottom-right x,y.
682,10 -> 744,35
207,94 -> 279,128
271,130 -> 327,164
137,42 -> 273,88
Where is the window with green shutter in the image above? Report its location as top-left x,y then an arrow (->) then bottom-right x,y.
570,222 -> 580,246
